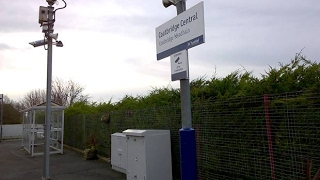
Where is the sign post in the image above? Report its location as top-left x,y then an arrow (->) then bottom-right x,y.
0,94 -> 3,142
156,1 -> 204,180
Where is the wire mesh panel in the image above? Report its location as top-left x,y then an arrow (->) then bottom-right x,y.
64,114 -> 85,150
268,92 -> 320,180
193,96 -> 270,180
64,91 -> 320,180
192,91 -> 320,180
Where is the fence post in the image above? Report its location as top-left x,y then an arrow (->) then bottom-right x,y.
196,124 -> 201,178
83,114 -> 86,147
264,94 -> 276,180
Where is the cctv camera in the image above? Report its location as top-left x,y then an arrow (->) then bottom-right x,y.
162,0 -> 174,7
162,0 -> 182,8
55,41 -> 63,47
46,0 -> 57,5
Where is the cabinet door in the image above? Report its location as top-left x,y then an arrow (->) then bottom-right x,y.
119,136 -> 127,169
111,136 -> 119,166
127,136 -> 146,180
111,135 -> 127,169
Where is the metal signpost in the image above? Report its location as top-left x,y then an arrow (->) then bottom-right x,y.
157,1 -> 205,180
0,94 -> 3,142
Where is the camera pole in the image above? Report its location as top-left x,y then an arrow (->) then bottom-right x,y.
42,2 -> 54,180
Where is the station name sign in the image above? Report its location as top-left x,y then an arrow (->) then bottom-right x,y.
155,1 -> 205,60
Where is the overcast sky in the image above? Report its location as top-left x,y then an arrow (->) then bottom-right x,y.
0,0 -> 319,103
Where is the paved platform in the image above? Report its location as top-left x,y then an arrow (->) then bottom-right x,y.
0,140 -> 126,180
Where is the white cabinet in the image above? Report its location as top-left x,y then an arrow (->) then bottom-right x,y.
111,133 -> 127,174
123,129 -> 172,180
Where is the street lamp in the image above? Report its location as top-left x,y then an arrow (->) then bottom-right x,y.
29,1 -> 66,179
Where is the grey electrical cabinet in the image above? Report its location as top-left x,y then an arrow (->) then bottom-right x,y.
123,129 -> 172,180
111,133 -> 127,174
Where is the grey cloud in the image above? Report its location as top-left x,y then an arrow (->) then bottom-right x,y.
57,14 -> 160,39
2,0 -> 319,71
0,43 -> 14,50
0,1 -> 39,33
192,0 -> 320,69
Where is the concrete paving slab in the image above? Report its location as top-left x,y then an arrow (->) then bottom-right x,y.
0,140 -> 126,180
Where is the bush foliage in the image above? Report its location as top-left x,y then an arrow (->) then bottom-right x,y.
65,52 -> 319,114
64,53 -> 320,180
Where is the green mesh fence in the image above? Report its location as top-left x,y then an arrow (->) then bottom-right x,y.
64,91 -> 320,180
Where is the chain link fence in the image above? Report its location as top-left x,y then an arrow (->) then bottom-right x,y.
64,91 -> 320,180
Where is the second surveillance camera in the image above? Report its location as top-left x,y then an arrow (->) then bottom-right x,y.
46,0 -> 57,5
162,0 -> 180,8
56,41 -> 63,47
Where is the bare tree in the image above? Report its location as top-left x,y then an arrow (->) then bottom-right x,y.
12,101 -> 26,111
51,78 -> 89,106
52,78 -> 69,106
19,78 -> 89,108
2,95 -> 14,104
1,95 -> 25,111
21,89 -> 46,108
66,79 -> 89,106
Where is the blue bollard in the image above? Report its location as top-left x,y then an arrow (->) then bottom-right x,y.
179,128 -> 198,180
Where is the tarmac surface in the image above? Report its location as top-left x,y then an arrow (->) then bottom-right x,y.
0,140 -> 126,180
